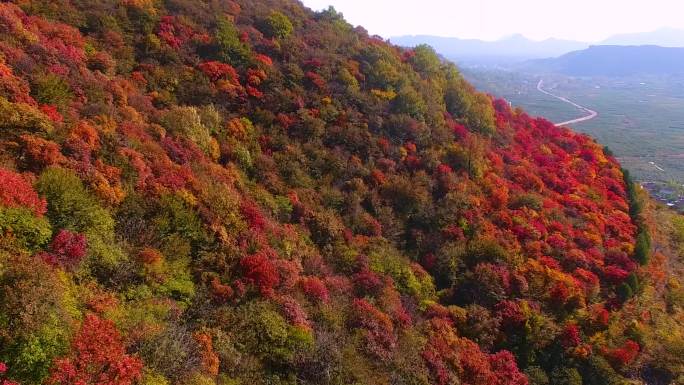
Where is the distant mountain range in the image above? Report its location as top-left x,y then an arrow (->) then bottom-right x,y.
390,34 -> 588,65
520,45 -> 684,76
601,27 -> 684,47
391,28 -> 684,66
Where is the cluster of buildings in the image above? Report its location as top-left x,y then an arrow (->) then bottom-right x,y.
641,181 -> 684,212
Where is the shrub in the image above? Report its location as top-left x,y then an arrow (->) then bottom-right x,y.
560,323 -> 581,348
352,266 -> 384,296
20,135 -> 66,170
582,356 -> 624,385
138,323 -> 201,383
194,333 -> 219,376
495,300 -> 526,329
457,304 -> 501,351
490,350 -> 528,385
458,263 -> 510,307
524,366 -> 549,385
454,338 -> 497,385
240,200 -> 267,231
0,363 -> 19,385
602,340 -> 640,368
198,61 -> 239,83
509,193 -> 543,211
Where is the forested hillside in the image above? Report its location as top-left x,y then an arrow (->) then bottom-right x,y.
0,1 -> 682,385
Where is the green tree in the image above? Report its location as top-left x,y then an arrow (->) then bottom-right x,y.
233,301 -> 314,367
445,136 -> 487,179
525,366 -> 549,385
36,167 -> 123,268
617,282 -> 634,302
36,168 -> 113,237
550,367 -> 582,385
0,252 -> 72,384
409,45 -> 442,79
215,17 -> 251,66
31,73 -> 72,108
392,85 -> 427,120
626,273 -> 640,293
262,11 -> 293,39
444,66 -> 495,135
0,207 -> 52,251
633,230 -> 651,265
0,96 -> 53,139
581,356 -> 624,385
159,106 -> 217,158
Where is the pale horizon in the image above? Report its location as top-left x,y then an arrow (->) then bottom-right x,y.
300,0 -> 684,42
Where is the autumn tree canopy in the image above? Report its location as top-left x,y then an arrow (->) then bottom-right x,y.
0,1 -> 678,385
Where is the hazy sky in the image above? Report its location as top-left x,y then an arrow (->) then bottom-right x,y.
300,0 -> 684,42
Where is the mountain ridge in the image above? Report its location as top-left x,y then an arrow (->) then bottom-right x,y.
392,28 -> 684,66
521,44 -> 684,76
600,27 -> 684,47
390,34 -> 588,64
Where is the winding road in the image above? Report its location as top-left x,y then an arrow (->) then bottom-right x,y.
537,79 -> 598,127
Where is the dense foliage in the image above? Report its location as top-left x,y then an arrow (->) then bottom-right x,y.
0,1 -> 681,384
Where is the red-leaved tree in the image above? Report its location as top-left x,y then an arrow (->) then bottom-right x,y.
0,362 -> 19,385
39,229 -> 87,269
240,251 -> 280,296
48,314 -> 142,385
0,167 -> 47,216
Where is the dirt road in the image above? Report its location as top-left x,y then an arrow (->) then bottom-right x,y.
537,79 -> 598,127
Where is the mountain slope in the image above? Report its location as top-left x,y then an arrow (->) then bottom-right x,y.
0,1 -> 681,385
